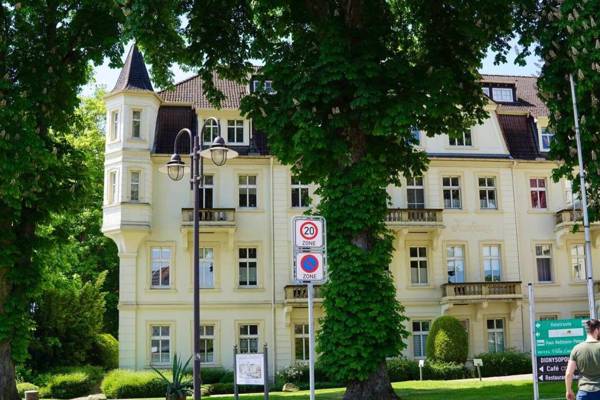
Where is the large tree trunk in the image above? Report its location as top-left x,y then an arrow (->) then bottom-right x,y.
344,362 -> 398,400
0,340 -> 18,400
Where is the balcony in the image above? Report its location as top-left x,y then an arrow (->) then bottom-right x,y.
284,285 -> 324,304
555,208 -> 582,227
181,208 -> 236,227
385,208 -> 444,231
441,281 -> 523,304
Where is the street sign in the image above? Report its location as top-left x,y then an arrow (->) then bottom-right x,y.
536,356 -> 578,382
295,253 -> 324,282
294,217 -> 324,248
535,319 -> 586,357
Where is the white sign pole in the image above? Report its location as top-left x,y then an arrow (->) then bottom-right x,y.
528,283 -> 540,400
308,282 -> 316,400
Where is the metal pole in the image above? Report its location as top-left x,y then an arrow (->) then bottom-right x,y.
569,74 -> 597,319
528,283 -> 540,400
307,283 -> 316,400
193,134 -> 202,400
264,344 -> 269,400
233,345 -> 239,400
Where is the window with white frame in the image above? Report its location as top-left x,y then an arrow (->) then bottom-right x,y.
410,247 -> 428,285
449,131 -> 472,146
252,80 -> 274,93
239,175 -> 257,208
442,176 -> 461,209
227,120 -> 244,143
565,180 -> 580,206
571,244 -> 585,281
483,245 -> 502,282
291,177 -> 310,208
294,324 -> 309,361
412,320 -> 430,358
487,319 -> 505,353
202,118 -> 219,144
535,244 -> 552,282
540,128 -> 554,152
150,325 -> 171,364
108,170 -> 118,204
492,87 -> 514,102
201,175 -> 213,209
132,110 -> 141,138
200,325 -> 215,363
238,247 -> 257,287
110,110 -> 119,141
407,177 -> 425,209
482,87 -> 490,97
239,324 -> 259,354
479,177 -> 497,209
447,245 -> 465,283
200,247 -> 214,288
130,171 -> 140,202
530,178 -> 547,209
151,247 -> 171,288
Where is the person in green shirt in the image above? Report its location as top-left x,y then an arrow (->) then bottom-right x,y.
566,319 -> 600,400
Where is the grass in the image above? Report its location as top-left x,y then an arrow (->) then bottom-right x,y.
175,380 -> 564,400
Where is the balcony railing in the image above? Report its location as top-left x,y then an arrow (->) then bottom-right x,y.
284,285 -> 323,302
386,208 -> 443,225
555,208 -> 583,226
181,208 -> 236,225
441,281 -> 522,302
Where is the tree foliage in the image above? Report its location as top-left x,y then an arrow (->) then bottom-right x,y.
129,1 -> 537,398
425,316 -> 468,364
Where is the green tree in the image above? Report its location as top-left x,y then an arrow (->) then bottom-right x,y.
526,1 -> 600,220
425,316 -> 468,364
0,3 -> 123,399
130,1 -> 536,398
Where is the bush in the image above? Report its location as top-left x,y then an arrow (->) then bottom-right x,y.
386,358 -> 420,381
17,383 -> 39,398
218,370 -> 234,384
476,351 -> 532,377
39,372 -> 95,399
200,367 -> 229,384
424,361 -> 467,380
101,370 -> 172,399
425,316 -> 468,363
91,334 -> 119,370
206,383 -> 265,395
275,362 -> 338,388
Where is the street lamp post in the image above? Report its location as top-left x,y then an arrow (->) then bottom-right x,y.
164,118 -> 238,400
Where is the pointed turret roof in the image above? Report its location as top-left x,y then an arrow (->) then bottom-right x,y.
111,44 -> 154,92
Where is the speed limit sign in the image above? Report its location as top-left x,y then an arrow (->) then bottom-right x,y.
294,217 -> 324,248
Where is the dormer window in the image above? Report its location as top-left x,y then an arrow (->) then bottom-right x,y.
227,120 -> 244,144
252,79 -> 274,94
110,111 -> 119,141
449,131 -> 472,146
491,87 -> 514,103
202,118 -> 219,144
540,128 -> 554,152
132,110 -> 141,138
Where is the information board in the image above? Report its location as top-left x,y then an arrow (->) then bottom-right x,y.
235,353 -> 265,385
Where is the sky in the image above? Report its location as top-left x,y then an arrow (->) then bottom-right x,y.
86,43 -> 542,96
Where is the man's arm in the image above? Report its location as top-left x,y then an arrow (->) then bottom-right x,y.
565,359 -> 577,400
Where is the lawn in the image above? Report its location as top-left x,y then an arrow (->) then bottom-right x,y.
200,380 -> 565,400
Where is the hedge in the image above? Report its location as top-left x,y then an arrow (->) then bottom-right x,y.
386,358 -> 467,381
426,316 -> 468,363
91,334 -> 119,370
39,372 -> 95,399
17,383 -> 39,398
200,367 -> 230,384
101,370 -> 171,399
475,351 -> 532,377
275,363 -> 339,388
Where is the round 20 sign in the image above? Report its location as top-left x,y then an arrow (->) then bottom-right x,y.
294,218 -> 324,248
295,253 -> 324,282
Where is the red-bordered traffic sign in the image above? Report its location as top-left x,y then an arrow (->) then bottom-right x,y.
294,217 -> 324,248
295,253 -> 324,282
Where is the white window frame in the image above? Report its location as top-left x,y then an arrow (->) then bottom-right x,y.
530,178 -> 548,209
201,175 -> 214,209
252,80 -> 274,93
487,318 -> 505,353
151,247 -> 172,289
200,324 -> 215,364
409,247 -> 428,285
227,120 -> 244,144
571,244 -> 585,282
291,177 -> 310,208
412,320 -> 430,358
132,109 -> 141,138
447,245 -> 465,283
200,247 -> 214,289
238,247 -> 258,288
130,170 -> 140,202
492,87 -> 514,102
202,118 -> 220,145
150,325 -> 171,365
535,244 -> 553,283
239,324 -> 259,354
449,131 -> 472,146
407,176 -> 425,209
540,128 -> 554,152
294,323 -> 309,362
478,177 -> 497,209
110,110 -> 119,141
442,176 -> 462,209
483,245 -> 502,282
239,175 -> 257,208
108,170 -> 118,204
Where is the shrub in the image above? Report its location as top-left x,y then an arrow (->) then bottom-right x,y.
17,383 -> 39,398
386,358 -> 420,382
39,372 -> 94,399
218,370 -> 234,384
200,367 -> 229,384
275,362 -> 337,388
206,383 -> 265,395
425,316 -> 468,363
476,351 -> 532,377
424,361 -> 467,380
101,370 -> 170,399
91,334 -> 119,370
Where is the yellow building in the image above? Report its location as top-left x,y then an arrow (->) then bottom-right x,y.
103,46 -> 595,373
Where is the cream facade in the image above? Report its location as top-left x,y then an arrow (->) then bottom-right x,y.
103,47 -> 597,374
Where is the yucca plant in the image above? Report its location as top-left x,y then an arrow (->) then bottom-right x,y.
152,354 -> 193,400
